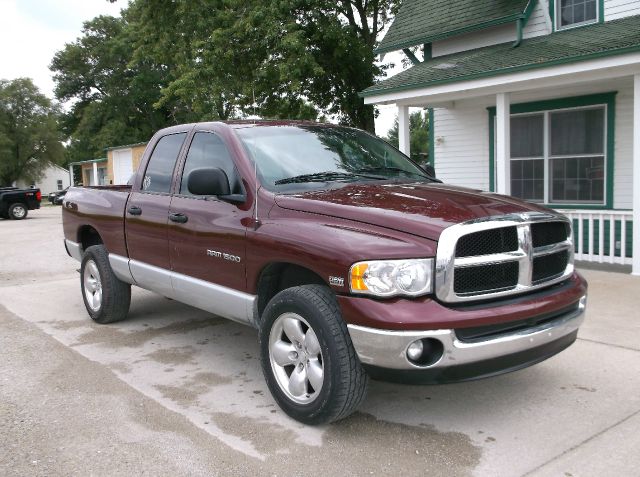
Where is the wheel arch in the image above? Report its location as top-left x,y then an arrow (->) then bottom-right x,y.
77,225 -> 104,252
255,262 -> 329,321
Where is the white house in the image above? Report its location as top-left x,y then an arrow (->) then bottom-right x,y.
15,161 -> 71,194
362,0 -> 640,274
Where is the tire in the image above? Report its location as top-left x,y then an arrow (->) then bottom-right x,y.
259,285 -> 368,425
80,245 -> 131,324
8,203 -> 28,220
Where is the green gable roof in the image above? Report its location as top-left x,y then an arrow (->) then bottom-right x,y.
363,14 -> 640,97
376,0 -> 530,55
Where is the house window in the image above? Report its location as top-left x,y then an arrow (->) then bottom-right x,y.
98,167 -> 107,186
509,105 -> 606,205
57,179 -> 63,190
556,0 -> 598,29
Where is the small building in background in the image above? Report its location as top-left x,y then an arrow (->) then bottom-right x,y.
15,161 -> 71,194
106,142 -> 148,185
69,158 -> 108,186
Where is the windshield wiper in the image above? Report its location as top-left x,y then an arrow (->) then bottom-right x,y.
355,166 -> 430,179
274,171 -> 384,185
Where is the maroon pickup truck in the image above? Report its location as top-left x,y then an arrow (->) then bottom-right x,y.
62,121 -> 587,424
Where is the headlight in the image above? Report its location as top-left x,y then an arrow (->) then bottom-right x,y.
349,258 -> 434,297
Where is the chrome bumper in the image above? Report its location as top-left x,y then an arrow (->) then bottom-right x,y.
347,295 -> 586,371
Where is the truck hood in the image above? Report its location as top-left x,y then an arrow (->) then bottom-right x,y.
274,182 -> 551,241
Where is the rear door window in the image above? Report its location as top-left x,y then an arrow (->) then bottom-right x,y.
142,133 -> 187,193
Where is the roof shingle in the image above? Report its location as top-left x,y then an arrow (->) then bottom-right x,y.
364,15 -> 640,97
376,0 -> 530,54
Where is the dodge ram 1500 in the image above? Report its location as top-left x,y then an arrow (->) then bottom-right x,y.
62,121 -> 587,424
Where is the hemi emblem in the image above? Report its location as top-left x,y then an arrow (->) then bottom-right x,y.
329,276 -> 345,287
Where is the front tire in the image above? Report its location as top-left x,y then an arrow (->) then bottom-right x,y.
259,285 -> 368,425
8,203 -> 28,220
81,245 -> 131,324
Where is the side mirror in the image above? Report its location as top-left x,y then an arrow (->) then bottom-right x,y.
187,168 -> 231,196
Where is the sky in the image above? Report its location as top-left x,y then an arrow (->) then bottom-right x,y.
0,0 -> 403,136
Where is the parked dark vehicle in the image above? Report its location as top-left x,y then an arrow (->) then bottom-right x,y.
49,187 -> 69,205
0,187 -> 41,220
62,121 -> 587,424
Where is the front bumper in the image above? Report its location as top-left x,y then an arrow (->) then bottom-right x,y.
347,294 -> 586,383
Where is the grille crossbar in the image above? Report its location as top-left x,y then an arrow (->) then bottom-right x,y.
435,213 -> 574,303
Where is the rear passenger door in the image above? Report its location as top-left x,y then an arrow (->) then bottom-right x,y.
168,131 -> 248,292
125,132 -> 187,274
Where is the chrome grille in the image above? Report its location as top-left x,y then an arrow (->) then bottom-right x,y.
454,262 -> 519,295
455,227 -> 518,257
435,213 -> 574,303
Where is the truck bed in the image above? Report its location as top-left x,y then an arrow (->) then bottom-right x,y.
62,186 -> 131,257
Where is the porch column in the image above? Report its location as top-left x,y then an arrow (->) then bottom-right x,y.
69,165 -> 73,186
633,74 -> 640,275
495,93 -> 511,194
398,105 -> 410,156
92,162 -> 98,186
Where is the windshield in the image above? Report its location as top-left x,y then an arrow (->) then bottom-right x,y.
235,125 -> 431,191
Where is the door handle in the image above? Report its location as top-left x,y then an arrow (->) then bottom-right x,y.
128,206 -> 142,216
169,212 -> 188,224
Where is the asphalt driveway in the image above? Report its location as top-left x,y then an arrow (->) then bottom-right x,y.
1,207 -> 639,476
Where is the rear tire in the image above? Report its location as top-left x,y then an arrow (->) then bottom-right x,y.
81,245 -> 131,324
259,285 -> 368,425
8,203 -> 28,220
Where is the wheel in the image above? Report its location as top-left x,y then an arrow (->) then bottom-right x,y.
8,203 -> 28,220
80,245 -> 131,324
259,285 -> 368,425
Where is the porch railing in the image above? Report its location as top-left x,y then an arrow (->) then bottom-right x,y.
555,209 -> 633,265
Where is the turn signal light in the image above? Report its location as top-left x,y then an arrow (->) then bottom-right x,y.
350,263 -> 369,291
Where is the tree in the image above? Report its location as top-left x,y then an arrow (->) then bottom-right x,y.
0,78 -> 64,186
386,110 -> 430,165
50,15 -> 184,165
126,0 -> 398,131
52,1 -> 400,163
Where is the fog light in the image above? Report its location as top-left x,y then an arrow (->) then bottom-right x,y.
407,340 -> 424,361
406,338 -> 445,367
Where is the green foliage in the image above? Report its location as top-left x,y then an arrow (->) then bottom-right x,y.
50,15 -> 183,165
0,78 -> 64,186
386,110 -> 431,165
52,1 -> 399,162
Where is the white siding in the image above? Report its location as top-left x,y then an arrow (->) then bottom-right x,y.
604,0 -> 640,20
613,81 -> 633,209
432,1 -> 550,58
433,98 -> 491,190
431,78 -> 634,210
523,1 -> 552,37
15,163 -> 71,194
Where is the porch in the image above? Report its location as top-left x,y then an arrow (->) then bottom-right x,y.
363,56 -> 640,274
68,158 -> 108,187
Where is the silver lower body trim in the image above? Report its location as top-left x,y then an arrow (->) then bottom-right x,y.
109,254 -> 136,284
111,255 -> 256,327
64,244 -> 255,326
347,295 -> 586,370
64,239 -> 83,262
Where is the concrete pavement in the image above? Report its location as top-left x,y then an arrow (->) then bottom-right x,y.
1,206 -> 639,476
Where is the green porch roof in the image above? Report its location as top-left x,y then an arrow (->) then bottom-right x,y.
375,0 -> 530,55
69,158 -> 107,166
363,14 -> 640,98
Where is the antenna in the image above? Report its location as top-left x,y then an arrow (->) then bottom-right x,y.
252,86 -> 257,119
254,155 -> 259,228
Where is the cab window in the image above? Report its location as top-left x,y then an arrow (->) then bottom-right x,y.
180,132 -> 241,195
142,133 -> 187,193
